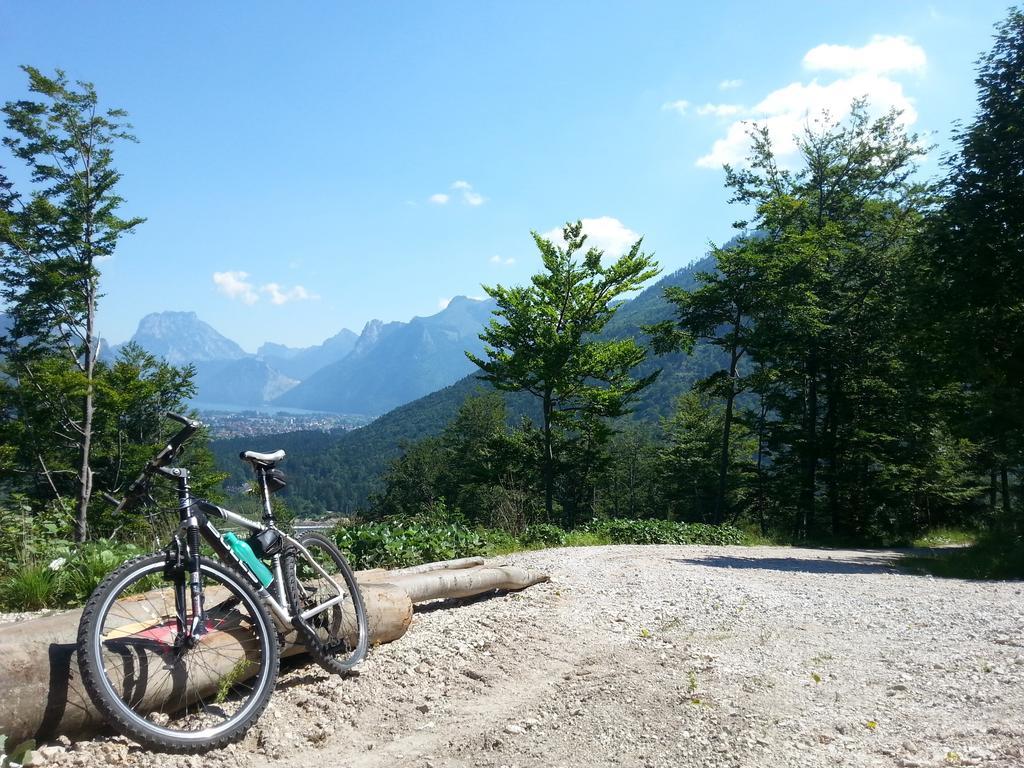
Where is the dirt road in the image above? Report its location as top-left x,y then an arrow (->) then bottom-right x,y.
45,545 -> 1024,768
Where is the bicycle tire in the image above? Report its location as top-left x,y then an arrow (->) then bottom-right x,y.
78,553 -> 280,753
283,531 -> 368,674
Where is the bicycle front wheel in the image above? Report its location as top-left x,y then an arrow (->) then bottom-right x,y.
284,532 -> 368,674
77,553 -> 280,753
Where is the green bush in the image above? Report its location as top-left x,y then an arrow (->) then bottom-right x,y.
334,516 -> 484,570
586,518 -> 745,546
0,539 -> 144,611
478,527 -> 522,556
522,523 -> 568,548
0,563 -> 60,610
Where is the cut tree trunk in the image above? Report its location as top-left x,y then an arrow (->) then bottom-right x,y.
0,561 -> 548,745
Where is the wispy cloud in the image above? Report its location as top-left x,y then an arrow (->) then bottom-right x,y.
719,79 -> 743,90
261,283 -> 319,305
429,180 -> 486,206
541,216 -> 640,258
438,297 -> 451,309
661,99 -> 690,116
213,271 -> 318,305
213,271 -> 259,305
696,102 -> 745,118
688,34 -> 926,169
489,254 -> 516,266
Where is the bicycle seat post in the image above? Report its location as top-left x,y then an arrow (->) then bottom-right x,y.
256,466 -> 275,524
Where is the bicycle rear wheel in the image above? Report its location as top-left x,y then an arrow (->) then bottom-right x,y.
283,532 -> 368,674
78,553 -> 279,753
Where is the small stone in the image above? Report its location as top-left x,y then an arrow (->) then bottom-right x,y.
504,724 -> 526,735
417,703 -> 431,714
21,750 -> 47,768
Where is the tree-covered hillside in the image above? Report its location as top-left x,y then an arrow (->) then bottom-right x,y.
210,256 -> 720,515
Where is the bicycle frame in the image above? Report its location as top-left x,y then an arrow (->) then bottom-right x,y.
159,463 -> 348,635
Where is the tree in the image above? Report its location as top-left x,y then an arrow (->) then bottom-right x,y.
659,391 -> 755,523
715,103 -> 931,538
467,221 -> 660,524
648,239 -> 762,523
0,67 -> 144,540
925,8 -> 1024,527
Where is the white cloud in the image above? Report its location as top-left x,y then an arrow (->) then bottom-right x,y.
213,271 -> 319,305
696,102 -> 745,118
438,297 -> 451,309
213,271 -> 259,305
429,193 -> 450,205
451,180 -> 485,206
541,216 -> 640,258
661,99 -> 690,116
694,35 -> 925,170
719,79 -> 743,90
489,254 -> 516,266
261,283 -> 319,305
803,35 -> 926,75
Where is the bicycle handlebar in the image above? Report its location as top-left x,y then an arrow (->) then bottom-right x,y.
103,412 -> 204,515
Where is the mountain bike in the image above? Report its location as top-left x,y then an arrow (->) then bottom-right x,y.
76,413 -> 368,753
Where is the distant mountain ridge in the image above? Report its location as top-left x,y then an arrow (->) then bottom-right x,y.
257,328 -> 358,380
273,296 -> 497,415
131,311 -> 248,364
122,296 -> 499,415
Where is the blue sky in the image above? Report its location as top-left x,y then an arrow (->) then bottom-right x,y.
0,1 -> 1013,350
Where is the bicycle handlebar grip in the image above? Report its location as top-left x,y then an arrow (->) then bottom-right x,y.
166,412 -> 202,429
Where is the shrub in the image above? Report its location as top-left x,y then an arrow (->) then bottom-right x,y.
0,540 -> 145,611
0,562 -> 60,610
586,518 -> 745,546
334,517 -> 484,570
522,523 -> 567,548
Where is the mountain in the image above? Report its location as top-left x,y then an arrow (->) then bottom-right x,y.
127,311 -> 299,407
193,358 -> 299,405
211,258 -> 722,514
273,296 -> 497,415
131,312 -> 247,364
257,328 -> 358,380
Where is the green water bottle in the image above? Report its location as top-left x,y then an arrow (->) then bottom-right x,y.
223,531 -> 274,587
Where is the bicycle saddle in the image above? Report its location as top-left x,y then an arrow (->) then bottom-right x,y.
239,449 -> 286,465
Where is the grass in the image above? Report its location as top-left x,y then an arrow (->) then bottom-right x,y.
911,527 -> 978,548
0,563 -> 58,610
902,532 -> 1024,580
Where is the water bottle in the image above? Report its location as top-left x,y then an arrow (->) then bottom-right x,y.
223,531 -> 274,587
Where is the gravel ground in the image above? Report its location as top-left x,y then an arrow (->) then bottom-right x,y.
25,545 -> 1024,768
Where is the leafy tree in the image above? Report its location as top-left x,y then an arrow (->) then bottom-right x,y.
716,103 -> 931,538
0,67 -> 144,540
925,8 -> 1024,527
648,239 -> 763,522
598,426 -> 664,521
659,392 -> 755,523
468,221 -> 660,523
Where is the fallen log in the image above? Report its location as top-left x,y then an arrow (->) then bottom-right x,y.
385,565 -> 550,603
0,584 -> 411,746
391,556 -> 486,574
0,561 -> 546,745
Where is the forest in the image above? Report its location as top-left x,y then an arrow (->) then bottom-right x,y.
1,9 -> 1022,611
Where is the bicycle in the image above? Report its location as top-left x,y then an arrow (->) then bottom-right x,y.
76,412 -> 369,753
